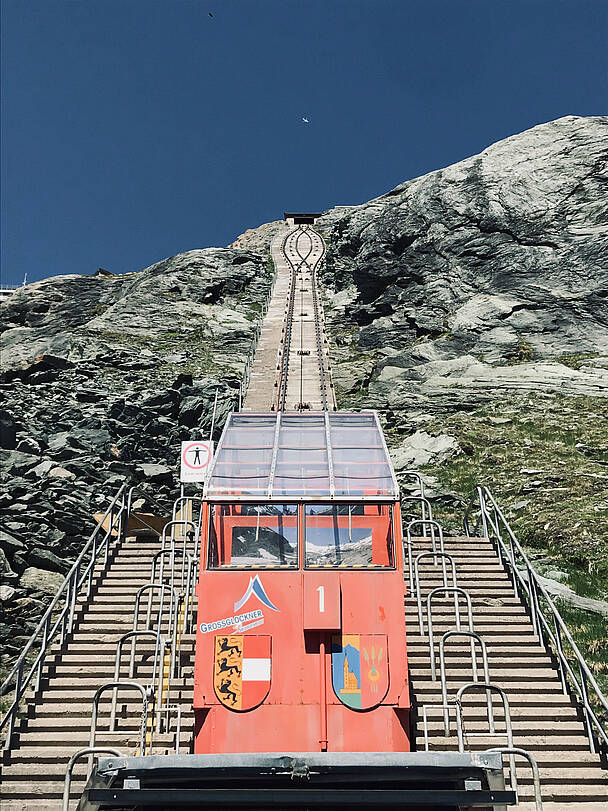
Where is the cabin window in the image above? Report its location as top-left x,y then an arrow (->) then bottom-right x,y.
304,503 -> 394,568
208,503 -> 298,569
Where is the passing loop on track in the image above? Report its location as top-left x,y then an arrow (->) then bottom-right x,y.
276,225 -> 334,412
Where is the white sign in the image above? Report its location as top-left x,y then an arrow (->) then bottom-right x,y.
180,440 -> 214,483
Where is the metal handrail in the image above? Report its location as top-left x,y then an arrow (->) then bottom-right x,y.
0,484 -> 128,748
89,681 -> 148,763
427,587 -> 474,680
110,630 -> 168,730
402,497 -> 434,532
414,551 -> 457,634
400,472 -> 429,534
405,519 -> 445,593
456,682 -> 517,793
440,630 -> 493,734
486,747 -> 544,810
126,484 -> 171,527
62,747 -> 123,811
464,485 -> 608,755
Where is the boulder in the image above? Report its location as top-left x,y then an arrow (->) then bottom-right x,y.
20,566 -> 64,594
0,449 -> 39,475
137,463 -> 173,485
29,460 -> 55,478
48,466 -> 76,480
27,547 -> 71,574
0,529 -> 25,555
0,409 -> 19,449
391,431 -> 461,470
0,585 -> 16,601
0,547 -> 18,581
15,436 -> 42,455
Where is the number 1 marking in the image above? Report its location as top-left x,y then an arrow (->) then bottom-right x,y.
317,585 -> 325,613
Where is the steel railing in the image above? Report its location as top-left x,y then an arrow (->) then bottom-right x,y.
0,481 -> 180,752
0,484 -> 129,749
464,485 -> 608,756
413,551 -> 456,633
62,747 -> 123,811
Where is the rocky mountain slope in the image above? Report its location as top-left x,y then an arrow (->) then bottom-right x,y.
0,248 -> 272,666
314,115 -> 608,683
1,114 -> 606,685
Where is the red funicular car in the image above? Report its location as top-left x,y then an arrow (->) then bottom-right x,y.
194,411 -> 410,753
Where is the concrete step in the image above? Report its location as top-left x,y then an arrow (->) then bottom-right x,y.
415,704 -> 580,722
25,697 -> 193,717
22,715 -> 196,733
416,693 -> 576,708
405,657 -> 555,671
30,691 -> 190,706
516,784 -> 608,801
514,768 -> 607,784
407,636 -> 543,648
8,738 -> 176,763
412,680 -> 566,694
416,735 -> 593,751
423,720 -> 586,734
408,625 -> 539,636
409,667 -> 559,680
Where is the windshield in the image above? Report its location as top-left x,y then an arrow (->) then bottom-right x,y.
305,504 -> 394,568
208,503 -> 298,569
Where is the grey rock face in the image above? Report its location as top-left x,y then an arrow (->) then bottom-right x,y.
319,116 -> 608,410
0,245 -> 273,667
316,115 -> 608,618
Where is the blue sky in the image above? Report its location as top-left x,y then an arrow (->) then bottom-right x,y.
1,0 -> 606,285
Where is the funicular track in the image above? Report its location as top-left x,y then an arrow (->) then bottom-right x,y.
276,225 -> 333,412
243,223 -> 335,413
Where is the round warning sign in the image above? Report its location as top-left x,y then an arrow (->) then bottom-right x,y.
180,441 -> 214,482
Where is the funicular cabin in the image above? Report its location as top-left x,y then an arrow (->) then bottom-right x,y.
193,411 -> 410,753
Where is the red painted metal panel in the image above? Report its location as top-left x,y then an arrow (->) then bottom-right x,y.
303,573 -> 341,630
194,500 -> 410,754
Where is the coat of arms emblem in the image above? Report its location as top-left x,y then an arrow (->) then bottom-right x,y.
213,635 -> 271,711
331,634 -> 389,709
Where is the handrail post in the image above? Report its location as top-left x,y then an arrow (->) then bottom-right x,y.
5,662 -> 23,749
68,565 -> 79,634
526,564 -> 539,638
553,617 -> 568,694
62,747 -> 123,811
35,615 -> 51,692
60,577 -> 71,645
579,661 -> 596,754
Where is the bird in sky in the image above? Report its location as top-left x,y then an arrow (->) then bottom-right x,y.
302,117 -> 310,124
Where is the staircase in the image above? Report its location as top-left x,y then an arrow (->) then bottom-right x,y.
0,531 -> 196,810
406,532 -> 608,810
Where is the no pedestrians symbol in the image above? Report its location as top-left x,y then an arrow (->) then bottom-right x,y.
180,440 -> 214,483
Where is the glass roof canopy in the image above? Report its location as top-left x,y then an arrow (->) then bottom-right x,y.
204,411 -> 399,502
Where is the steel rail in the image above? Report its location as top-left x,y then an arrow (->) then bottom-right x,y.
464,484 -> 608,755
276,226 -> 300,410
277,224 -> 332,412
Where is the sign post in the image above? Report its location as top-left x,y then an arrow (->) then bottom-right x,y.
180,440 -> 214,483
